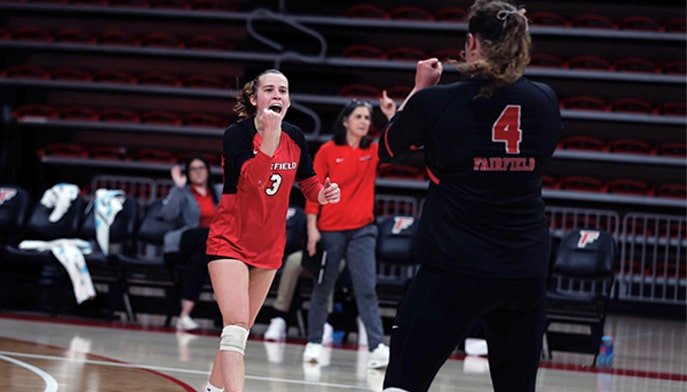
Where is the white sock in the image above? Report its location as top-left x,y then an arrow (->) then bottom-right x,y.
205,382 -> 223,392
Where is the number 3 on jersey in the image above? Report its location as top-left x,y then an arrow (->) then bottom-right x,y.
265,173 -> 283,196
492,105 -> 522,154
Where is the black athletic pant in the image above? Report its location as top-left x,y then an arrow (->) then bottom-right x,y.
383,264 -> 547,392
169,227 -> 210,302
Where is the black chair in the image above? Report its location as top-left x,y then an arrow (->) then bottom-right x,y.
116,199 -> 179,324
0,185 -> 31,247
544,228 -> 617,366
79,195 -> 139,320
0,185 -> 32,309
2,190 -> 85,314
375,215 -> 420,307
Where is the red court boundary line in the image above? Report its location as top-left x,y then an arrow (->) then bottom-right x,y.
2,312 -> 686,383
0,335 -> 196,391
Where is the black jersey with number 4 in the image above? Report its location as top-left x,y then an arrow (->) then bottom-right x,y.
379,77 -> 562,278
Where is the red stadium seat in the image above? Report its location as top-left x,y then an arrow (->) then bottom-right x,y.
604,179 -> 654,196
618,16 -> 661,31
342,44 -> 387,60
37,143 -> 88,158
1,65 -> 50,80
186,35 -> 235,51
434,7 -> 468,23
607,139 -> 654,155
663,60 -> 686,75
142,32 -> 184,48
338,84 -> 381,98
377,163 -> 426,180
570,14 -> 616,29
182,74 -> 227,89
562,96 -> 609,111
134,148 -> 177,163
345,4 -> 389,19
139,71 -> 182,87
610,98 -> 656,115
529,11 -> 568,27
664,18 -> 686,33
659,102 -> 686,117
657,142 -> 686,158
568,55 -> 612,71
389,6 -> 434,21
12,104 -> 59,120
557,136 -> 607,152
655,184 -> 687,200
182,112 -> 224,127
59,106 -> 100,121
89,146 -> 127,160
93,69 -> 138,85
99,30 -> 141,46
386,47 -> 428,62
99,108 -> 141,123
529,54 -> 568,69
178,151 -> 221,166
51,67 -> 93,82
559,176 -> 605,192
12,27 -> 53,42
54,28 -> 97,44
140,110 -> 183,125
614,58 -> 659,74
542,175 -> 561,190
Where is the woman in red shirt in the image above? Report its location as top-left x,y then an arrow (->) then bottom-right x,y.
302,95 -> 396,369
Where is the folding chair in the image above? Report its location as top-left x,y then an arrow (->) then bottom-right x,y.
545,228 -> 617,366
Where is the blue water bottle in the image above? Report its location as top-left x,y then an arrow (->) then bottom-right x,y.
598,335 -> 614,367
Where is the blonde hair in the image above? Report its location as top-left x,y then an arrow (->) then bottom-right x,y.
233,69 -> 286,119
452,0 -> 531,98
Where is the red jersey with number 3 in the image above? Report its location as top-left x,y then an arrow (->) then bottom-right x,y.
379,77 -> 562,278
206,119 -> 322,269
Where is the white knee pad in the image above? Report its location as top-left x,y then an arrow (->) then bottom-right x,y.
220,325 -> 249,355
383,389 -> 410,392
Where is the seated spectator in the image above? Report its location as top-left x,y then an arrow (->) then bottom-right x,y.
160,154 -> 220,331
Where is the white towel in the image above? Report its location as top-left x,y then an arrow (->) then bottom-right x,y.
94,189 -> 126,255
0,187 -> 18,205
40,183 -> 80,222
19,239 -> 95,304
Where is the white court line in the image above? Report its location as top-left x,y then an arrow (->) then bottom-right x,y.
0,353 -> 58,392
0,350 -> 372,390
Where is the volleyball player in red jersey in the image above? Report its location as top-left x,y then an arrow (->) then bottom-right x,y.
379,1 -> 562,391
203,69 -> 340,392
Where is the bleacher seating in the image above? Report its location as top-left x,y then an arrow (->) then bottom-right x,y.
0,0 -> 684,318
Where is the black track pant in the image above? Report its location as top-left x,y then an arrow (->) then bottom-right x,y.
168,227 -> 209,302
383,264 -> 547,392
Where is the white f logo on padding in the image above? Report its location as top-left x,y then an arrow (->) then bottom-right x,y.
577,230 -> 600,248
392,216 -> 415,234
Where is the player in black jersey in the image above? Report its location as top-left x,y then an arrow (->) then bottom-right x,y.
378,1 -> 562,391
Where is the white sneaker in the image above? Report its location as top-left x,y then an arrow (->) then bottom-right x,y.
176,316 -> 199,331
264,317 -> 287,341
367,343 -> 390,369
302,342 -> 322,363
322,323 -> 334,346
357,317 -> 368,347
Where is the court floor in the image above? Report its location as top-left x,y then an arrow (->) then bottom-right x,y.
0,311 -> 684,391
